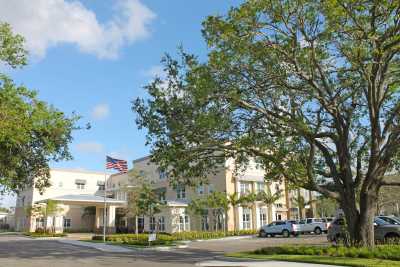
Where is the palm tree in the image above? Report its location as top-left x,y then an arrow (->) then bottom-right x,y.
227,192 -> 243,232
257,186 -> 282,223
291,189 -> 316,219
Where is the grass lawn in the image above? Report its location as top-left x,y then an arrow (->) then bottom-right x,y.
227,252 -> 400,267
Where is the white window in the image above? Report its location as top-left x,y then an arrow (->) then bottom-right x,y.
176,185 -> 186,199
159,191 -> 166,203
76,183 -> 85,189
158,216 -> 165,232
197,184 -> 205,195
259,208 -> 267,226
149,217 -> 156,231
201,215 -> 209,231
240,182 -> 252,195
36,218 -> 44,229
63,218 -> 71,228
208,184 -> 214,193
256,182 -> 265,193
159,170 -> 167,180
275,203 -> 283,208
242,208 -> 252,230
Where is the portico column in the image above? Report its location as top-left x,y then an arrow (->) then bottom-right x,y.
95,206 -> 101,230
107,205 -> 116,233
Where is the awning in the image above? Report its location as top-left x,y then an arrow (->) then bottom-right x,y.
36,194 -> 126,206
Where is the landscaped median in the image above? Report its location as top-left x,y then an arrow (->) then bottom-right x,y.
89,230 -> 257,247
226,245 -> 400,267
24,232 -> 67,238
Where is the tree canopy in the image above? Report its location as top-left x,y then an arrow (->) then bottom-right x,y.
134,0 -> 400,246
0,22 -> 79,194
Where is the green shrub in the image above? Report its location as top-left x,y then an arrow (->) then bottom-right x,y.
253,244 -> 400,261
24,232 -> 66,237
92,230 -> 257,243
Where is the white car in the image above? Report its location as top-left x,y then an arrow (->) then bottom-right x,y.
293,218 -> 327,235
259,220 -> 297,238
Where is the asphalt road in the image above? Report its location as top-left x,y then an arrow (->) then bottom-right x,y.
0,234 -> 328,267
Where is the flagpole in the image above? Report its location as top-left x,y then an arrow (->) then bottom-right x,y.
103,160 -> 107,243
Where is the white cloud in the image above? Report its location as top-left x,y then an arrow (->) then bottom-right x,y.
91,104 -> 110,120
0,0 -> 156,59
75,142 -> 104,154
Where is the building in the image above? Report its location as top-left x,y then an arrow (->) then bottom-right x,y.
14,158 -> 316,234
108,156 -> 290,233
14,169 -> 125,233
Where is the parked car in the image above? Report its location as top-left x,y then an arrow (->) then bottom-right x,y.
292,218 -> 327,235
259,220 -> 297,238
377,215 -> 400,225
327,217 -> 400,243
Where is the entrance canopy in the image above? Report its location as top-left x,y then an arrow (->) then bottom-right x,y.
36,194 -> 126,206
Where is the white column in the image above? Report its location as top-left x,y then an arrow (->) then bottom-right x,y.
238,206 -> 243,230
255,205 -> 260,229
107,205 -> 116,228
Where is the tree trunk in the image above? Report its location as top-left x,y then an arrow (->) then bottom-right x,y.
340,186 -> 378,247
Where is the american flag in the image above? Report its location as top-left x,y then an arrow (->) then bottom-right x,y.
106,156 -> 128,173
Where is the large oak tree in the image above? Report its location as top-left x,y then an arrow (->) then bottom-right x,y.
0,23 -> 79,194
134,0 -> 400,246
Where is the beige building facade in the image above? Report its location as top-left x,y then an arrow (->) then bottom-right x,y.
14,159 -> 315,234
14,169 -> 125,233
108,156 -> 291,233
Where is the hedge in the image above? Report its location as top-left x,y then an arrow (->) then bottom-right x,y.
24,232 -> 67,237
254,244 -> 400,261
92,229 -> 257,242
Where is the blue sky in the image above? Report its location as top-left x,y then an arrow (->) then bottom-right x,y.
0,0 -> 242,208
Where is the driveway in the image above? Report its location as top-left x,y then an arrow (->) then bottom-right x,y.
0,234 -> 332,267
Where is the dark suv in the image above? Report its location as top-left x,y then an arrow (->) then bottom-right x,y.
327,217 -> 400,243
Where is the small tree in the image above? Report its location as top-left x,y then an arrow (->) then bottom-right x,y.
126,176 -> 164,234
257,186 -> 282,223
227,192 -> 243,231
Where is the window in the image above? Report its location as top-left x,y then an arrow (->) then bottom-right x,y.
176,185 -> 186,199
242,208 -> 251,230
63,218 -> 71,228
149,217 -> 156,231
197,184 -> 205,195
21,196 -> 25,206
276,213 -> 282,220
240,182 -> 252,195
36,218 -> 44,229
158,216 -> 165,232
259,208 -> 267,226
76,183 -> 85,189
275,184 -> 280,192
184,215 -> 190,231
98,184 -> 105,191
275,203 -> 283,208
159,170 -> 167,180
208,184 -> 214,193
201,215 -> 209,231
256,182 -> 265,193
158,191 -> 166,203
75,179 -> 86,189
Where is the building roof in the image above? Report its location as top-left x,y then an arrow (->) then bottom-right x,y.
36,194 -> 126,205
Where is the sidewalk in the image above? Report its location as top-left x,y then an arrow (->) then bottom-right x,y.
58,239 -> 132,253
196,260 -> 344,267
